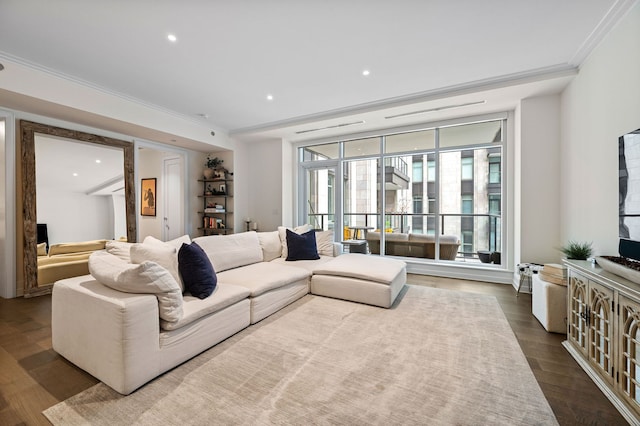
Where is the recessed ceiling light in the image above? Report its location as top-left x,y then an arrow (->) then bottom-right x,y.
362,70 -> 370,76
95,159 -> 101,164
72,173 -> 78,177
266,94 -> 274,101
167,34 -> 177,42
196,113 -> 209,119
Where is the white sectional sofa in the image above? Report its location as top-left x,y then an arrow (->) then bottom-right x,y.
52,229 -> 406,395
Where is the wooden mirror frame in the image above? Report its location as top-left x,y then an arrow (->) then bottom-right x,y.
20,120 -> 136,296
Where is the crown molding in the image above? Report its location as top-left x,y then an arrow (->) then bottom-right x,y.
570,0 -> 639,66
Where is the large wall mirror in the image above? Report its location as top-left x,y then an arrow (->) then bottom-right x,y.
20,120 -> 136,296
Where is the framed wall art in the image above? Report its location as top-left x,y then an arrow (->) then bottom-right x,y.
141,178 -> 157,216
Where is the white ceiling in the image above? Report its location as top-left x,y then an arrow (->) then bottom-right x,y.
0,1 -> 635,144
35,135 -> 125,196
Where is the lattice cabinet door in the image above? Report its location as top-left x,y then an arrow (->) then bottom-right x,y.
588,281 -> 615,384
619,295 -> 640,414
568,271 -> 589,356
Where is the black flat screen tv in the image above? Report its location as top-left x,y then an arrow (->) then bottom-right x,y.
618,127 -> 640,260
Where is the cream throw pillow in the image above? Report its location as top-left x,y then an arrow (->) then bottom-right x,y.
278,224 -> 313,258
144,234 -> 191,251
88,251 -> 183,323
130,243 -> 183,292
315,230 -> 335,257
257,231 -> 282,262
105,240 -> 133,262
37,242 -> 47,256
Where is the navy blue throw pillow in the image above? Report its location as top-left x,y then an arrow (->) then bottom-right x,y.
178,242 -> 217,299
286,229 -> 320,261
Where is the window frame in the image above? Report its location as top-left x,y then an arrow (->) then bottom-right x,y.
296,113 -> 508,269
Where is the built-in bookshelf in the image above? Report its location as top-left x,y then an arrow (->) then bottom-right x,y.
197,178 -> 233,235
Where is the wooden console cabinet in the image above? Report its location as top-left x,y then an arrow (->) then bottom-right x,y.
564,259 -> 640,424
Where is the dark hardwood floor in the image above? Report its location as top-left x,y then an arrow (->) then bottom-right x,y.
0,275 -> 628,425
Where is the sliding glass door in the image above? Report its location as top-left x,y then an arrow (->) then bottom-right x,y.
298,115 -> 506,267
303,166 -> 336,231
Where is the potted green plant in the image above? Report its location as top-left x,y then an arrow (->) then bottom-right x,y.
560,240 -> 593,260
204,156 -> 223,179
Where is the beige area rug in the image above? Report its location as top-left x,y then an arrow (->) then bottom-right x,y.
43,285 -> 558,425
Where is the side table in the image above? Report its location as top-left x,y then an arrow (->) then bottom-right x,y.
341,239 -> 367,254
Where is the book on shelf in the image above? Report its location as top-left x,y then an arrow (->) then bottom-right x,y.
204,208 -> 225,213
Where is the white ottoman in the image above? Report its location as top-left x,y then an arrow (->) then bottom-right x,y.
311,254 -> 406,308
532,273 -> 567,333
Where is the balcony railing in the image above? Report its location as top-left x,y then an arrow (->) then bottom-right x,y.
308,212 -> 501,261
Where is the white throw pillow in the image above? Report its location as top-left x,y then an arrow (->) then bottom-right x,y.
88,251 -> 183,323
144,234 -> 191,251
257,231 -> 281,262
130,243 -> 183,292
105,240 -> 133,262
315,230 -> 335,257
278,224 -> 313,258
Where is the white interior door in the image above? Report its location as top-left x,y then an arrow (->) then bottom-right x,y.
163,156 -> 184,240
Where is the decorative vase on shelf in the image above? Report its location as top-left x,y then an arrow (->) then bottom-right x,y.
203,168 -> 215,179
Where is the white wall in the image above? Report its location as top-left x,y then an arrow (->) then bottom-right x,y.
0,117 -> 13,298
239,139 -> 284,232
111,194 -> 127,240
518,95 -> 562,264
37,190 -> 112,244
560,3 -> 640,256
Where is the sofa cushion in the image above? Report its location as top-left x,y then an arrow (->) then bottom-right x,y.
178,242 -> 217,299
257,231 -> 281,262
161,283 -> 250,331
269,256 -> 335,272
130,243 -> 182,291
286,229 -> 320,261
37,242 -> 47,256
278,224 -> 313,258
105,240 -> 133,262
48,239 -> 107,256
313,253 -> 406,285
88,251 -> 183,323
315,230 -> 335,257
193,232 -> 263,273
217,262 -> 311,297
407,233 -> 433,242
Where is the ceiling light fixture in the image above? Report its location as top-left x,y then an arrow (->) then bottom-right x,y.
384,100 -> 486,120
295,120 -> 366,135
167,34 -> 177,42
362,70 -> 370,76
266,94 -> 274,101
95,159 -> 101,164
72,173 -> 78,177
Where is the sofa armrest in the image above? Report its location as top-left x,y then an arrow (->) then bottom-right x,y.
52,276 -> 162,395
